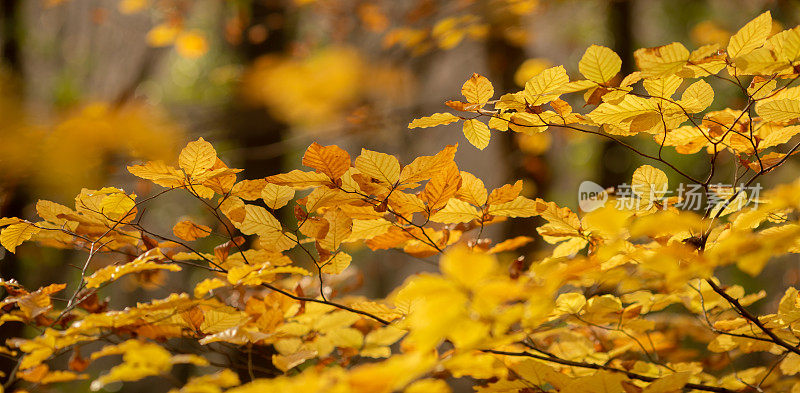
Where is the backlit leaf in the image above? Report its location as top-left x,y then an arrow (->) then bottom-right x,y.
462,119 -> 491,150
578,45 -> 622,84
302,143 -> 352,180
461,73 -> 494,104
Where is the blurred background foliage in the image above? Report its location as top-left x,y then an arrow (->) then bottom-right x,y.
2,0 -> 800,389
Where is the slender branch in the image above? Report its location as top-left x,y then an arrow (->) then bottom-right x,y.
484,349 -> 738,393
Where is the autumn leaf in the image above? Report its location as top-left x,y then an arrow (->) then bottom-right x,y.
727,11 -> 771,59
261,183 -> 295,209
523,65 -> 569,106
302,143 -> 352,180
461,73 -> 494,104
578,45 -> 622,84
421,162 -> 462,211
354,149 -> 401,186
0,221 -> 41,253
408,113 -> 460,128
462,119 -> 491,150
179,137 -> 217,178
173,220 -> 212,241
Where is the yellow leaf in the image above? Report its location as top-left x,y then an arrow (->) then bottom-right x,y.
588,94 -> 658,125
0,222 -> 41,253
781,353 -> 800,375
302,143 -> 351,180
260,183 -> 295,209
461,73 -> 494,104
194,278 -> 227,298
462,119 -> 491,150
127,160 -> 184,188
770,26 -> 800,62
487,180 -> 523,205
90,340 -> 182,391
408,112 -> 460,128
99,191 -> 137,222
200,308 -> 249,334
487,235 -> 534,254
321,252 -> 352,274
35,200 -> 77,231
523,65 -> 569,106
728,11 -> 771,59
175,31 -> 209,59
237,205 -> 282,237
514,58 -> 554,87
318,208 -> 353,251
578,45 -> 622,84
430,198 -> 481,223
85,249 -> 181,289
179,137 -> 217,178
347,218 -> 392,242
455,171 -> 487,206
351,302 -> 403,322
487,196 -> 540,218
441,246 -> 498,288
634,42 -> 690,77
643,75 -> 682,99
266,169 -> 331,189
421,163 -> 461,211
555,292 -> 586,314
631,165 -> 669,202
680,79 -> 714,112
399,144 -> 457,185
759,125 -> 800,149
172,220 -> 212,241
231,179 -> 268,200
354,149 -> 401,185
177,370 -> 240,393
757,98 -> 800,122
642,372 -> 691,393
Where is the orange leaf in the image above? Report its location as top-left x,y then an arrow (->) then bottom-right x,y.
302,143 -> 352,180
173,220 -> 212,241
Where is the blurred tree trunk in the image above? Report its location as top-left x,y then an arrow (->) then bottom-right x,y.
599,0 -> 635,188
0,0 -> 25,386
227,0 -> 288,180
485,13 -> 544,258
221,0 -> 290,381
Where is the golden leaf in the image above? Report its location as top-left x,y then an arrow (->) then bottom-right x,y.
237,204 -> 282,237
172,220 -> 212,241
461,73 -> 494,104
421,162 -> 462,211
260,183 -> 295,209
354,149 -> 401,186
1,222 -> 41,254
408,112 -> 460,128
487,196 -> 540,218
85,249 -> 181,289
178,137 -> 217,178
321,252 -> 352,274
523,65 -> 569,106
455,171 -> 487,206
430,198 -> 481,224
462,119 -> 491,150
578,45 -> 622,84
302,143 -> 352,180
728,11 -> 771,59
266,169 -> 331,189
399,144 -> 458,185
